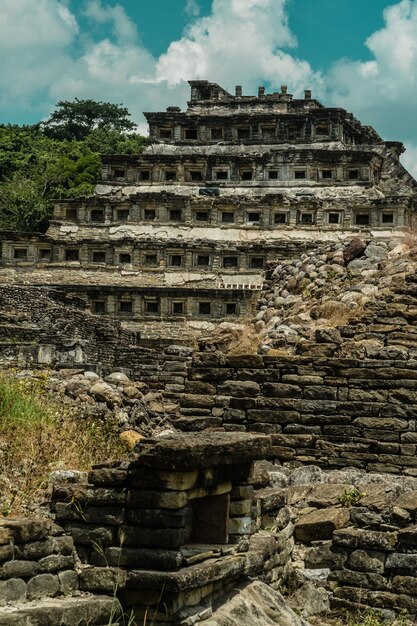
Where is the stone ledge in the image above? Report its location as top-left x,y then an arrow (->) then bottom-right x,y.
0,595 -> 121,626
129,433 -> 271,470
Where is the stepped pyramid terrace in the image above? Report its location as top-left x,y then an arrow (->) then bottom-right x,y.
1,80 -> 416,342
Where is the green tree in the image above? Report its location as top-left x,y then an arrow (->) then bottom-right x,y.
83,127 -> 148,154
0,100 -> 147,232
0,128 -> 102,231
41,98 -> 137,141
0,173 -> 50,232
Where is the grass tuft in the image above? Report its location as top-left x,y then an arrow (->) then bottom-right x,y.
0,372 -> 128,515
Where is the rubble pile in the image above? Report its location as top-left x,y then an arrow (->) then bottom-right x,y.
255,238 -> 415,354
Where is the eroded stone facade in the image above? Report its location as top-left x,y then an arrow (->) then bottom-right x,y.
2,80 -> 416,336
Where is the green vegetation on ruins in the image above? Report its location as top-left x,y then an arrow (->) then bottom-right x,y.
0,372 -> 128,516
0,99 -> 147,232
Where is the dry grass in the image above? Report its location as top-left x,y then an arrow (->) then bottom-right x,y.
199,321 -> 261,355
0,372 -> 128,515
311,300 -> 353,326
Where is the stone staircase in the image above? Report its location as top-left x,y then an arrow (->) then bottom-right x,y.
0,517 -> 121,626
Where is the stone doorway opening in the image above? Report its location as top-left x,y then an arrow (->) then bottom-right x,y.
190,493 -> 230,544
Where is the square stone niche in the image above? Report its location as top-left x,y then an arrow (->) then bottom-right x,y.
55,433 -> 271,625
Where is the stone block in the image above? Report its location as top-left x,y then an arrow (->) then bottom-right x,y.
222,408 -> 246,423
392,575 -> 417,595
294,507 -> 350,542
256,488 -> 286,513
386,553 -> 417,574
305,544 -> 347,570
14,538 -> 56,561
394,491 -> 417,513
130,432 -> 270,470
262,383 -> 302,398
0,543 -> 14,562
104,546 -> 182,571
189,368 -> 234,381
127,489 -> 188,510
333,528 -> 397,551
247,409 -> 299,424
180,394 -> 217,408
230,500 -> 252,516
55,503 -> 124,525
58,570 -> 79,595
38,554 -> 74,573
0,595 -> 121,625
0,519 -> 51,543
333,586 -> 398,608
282,375 -> 323,385
0,529 -> 12,546
398,524 -> 417,546
80,567 -> 127,593
65,524 -> 114,546
230,485 -> 254,500
27,574 -> 59,600
226,355 -> 264,368
88,468 -> 127,487
192,354 -> 225,367
129,468 -> 198,491
126,554 -> 246,592
2,560 -> 39,578
348,550 -> 385,573
304,386 -> 338,400
54,535 -> 74,556
228,517 -> 253,535
184,381 -> 216,395
218,381 -> 260,398
353,417 -> 408,430
126,506 -> 192,528
238,369 -> 281,383
121,526 -> 189,549
330,568 -> 390,591
0,578 -> 27,606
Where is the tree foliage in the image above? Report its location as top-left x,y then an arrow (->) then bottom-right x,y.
0,99 -> 147,232
41,98 -> 136,141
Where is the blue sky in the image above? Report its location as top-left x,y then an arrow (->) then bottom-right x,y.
2,0 -> 417,172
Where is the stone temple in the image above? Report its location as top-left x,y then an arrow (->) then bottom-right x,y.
2,80 -> 416,342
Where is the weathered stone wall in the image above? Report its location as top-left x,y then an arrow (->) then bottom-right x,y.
0,285 -> 137,371
0,517 -> 118,625
4,454 -> 417,622
50,433 -> 275,625
253,464 -> 417,618
168,352 -> 417,475
118,344 -> 193,388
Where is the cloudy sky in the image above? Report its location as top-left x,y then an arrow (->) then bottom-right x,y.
2,0 -> 417,173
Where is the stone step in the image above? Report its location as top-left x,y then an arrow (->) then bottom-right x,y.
173,416 -> 223,431
0,594 -> 121,626
180,408 -> 212,416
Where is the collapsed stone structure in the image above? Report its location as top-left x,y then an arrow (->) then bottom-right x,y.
4,436 -> 417,624
3,81 -> 417,623
1,80 -> 416,340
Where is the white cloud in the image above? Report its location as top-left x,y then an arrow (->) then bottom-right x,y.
325,0 -> 417,176
84,0 -> 138,44
0,0 -> 79,106
185,0 -> 201,17
0,0 -> 78,50
0,0 -> 322,125
156,0 -> 321,96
